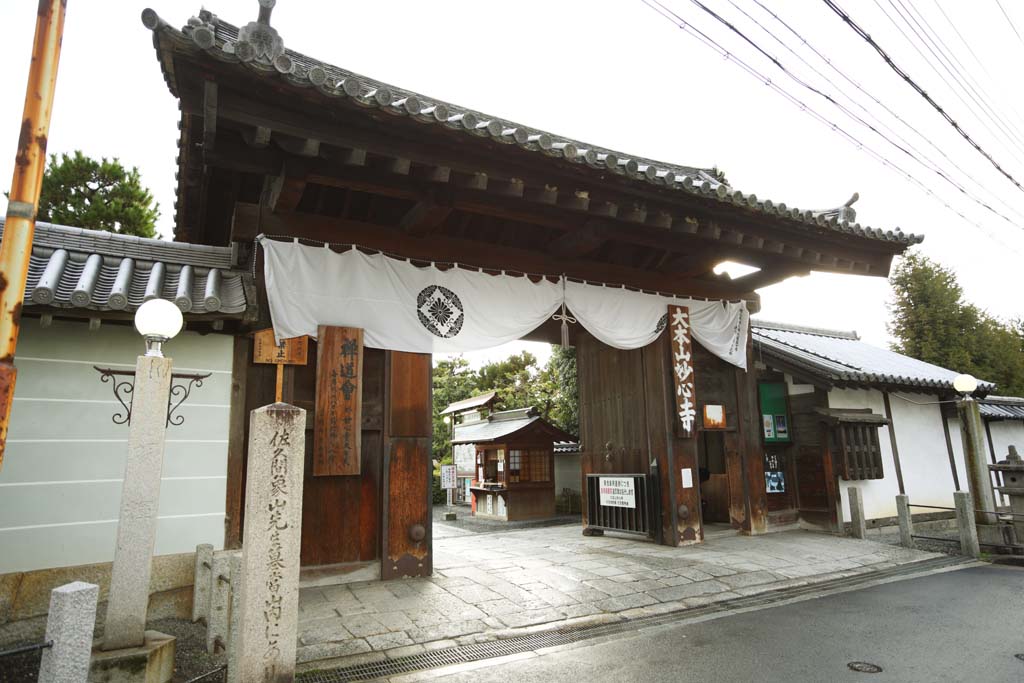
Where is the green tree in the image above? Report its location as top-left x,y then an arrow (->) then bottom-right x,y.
888,250 -> 1024,395
431,356 -> 478,464
37,151 -> 159,237
430,346 -> 580,466
546,346 -> 579,436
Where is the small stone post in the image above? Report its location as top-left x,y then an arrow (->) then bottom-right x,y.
103,354 -> 173,651
957,397 -> 996,524
207,550 -> 232,654
227,551 -> 243,683
848,487 -> 867,539
954,490 -> 981,558
37,582 -> 99,683
895,494 -> 915,549
235,404 -> 305,683
192,543 -> 213,623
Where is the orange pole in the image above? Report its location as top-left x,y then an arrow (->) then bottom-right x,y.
0,0 -> 67,468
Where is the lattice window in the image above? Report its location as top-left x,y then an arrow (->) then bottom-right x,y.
526,449 -> 551,482
834,423 -> 884,481
509,449 -> 522,483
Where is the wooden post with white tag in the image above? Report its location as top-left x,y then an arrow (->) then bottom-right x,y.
252,328 -> 309,402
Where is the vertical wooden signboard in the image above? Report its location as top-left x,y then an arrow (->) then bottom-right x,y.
252,328 -> 309,402
668,305 -> 696,438
314,326 -> 363,476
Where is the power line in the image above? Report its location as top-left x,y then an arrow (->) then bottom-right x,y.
880,0 -> 1024,165
821,0 -> 1024,195
746,0 -> 1024,225
636,0 -> 1020,253
721,0 -> 1024,228
995,0 -> 1024,50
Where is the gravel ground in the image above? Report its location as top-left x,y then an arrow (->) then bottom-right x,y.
0,618 -> 225,683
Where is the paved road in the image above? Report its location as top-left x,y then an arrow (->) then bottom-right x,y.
422,565 -> 1024,683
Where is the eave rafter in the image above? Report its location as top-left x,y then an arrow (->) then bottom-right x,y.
177,64 -> 894,284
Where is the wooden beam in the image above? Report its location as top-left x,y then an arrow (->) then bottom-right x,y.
546,222 -> 608,258
199,132 -> 890,275
202,88 -> 904,262
399,192 -> 453,237
234,202 -> 753,300
203,80 -> 218,153
264,160 -> 308,213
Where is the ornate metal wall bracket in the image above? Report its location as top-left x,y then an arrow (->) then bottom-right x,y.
93,366 -> 212,427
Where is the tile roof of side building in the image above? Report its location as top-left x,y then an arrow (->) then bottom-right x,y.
141,6 -> 923,248
0,218 -> 254,318
752,319 -> 996,394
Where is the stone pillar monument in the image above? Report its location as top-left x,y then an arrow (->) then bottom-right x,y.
234,403 -> 306,683
103,354 -> 173,650
957,397 -> 996,524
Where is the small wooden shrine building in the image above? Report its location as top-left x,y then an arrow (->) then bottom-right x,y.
451,407 -> 574,521
143,3 -> 922,580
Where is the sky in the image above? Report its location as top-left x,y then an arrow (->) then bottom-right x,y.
1,0 -> 1021,371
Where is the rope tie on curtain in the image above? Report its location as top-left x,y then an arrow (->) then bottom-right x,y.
551,275 -> 577,348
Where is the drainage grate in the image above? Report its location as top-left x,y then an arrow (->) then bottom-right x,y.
298,555 -> 968,683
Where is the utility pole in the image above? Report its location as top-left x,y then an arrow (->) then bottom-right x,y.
0,0 -> 67,469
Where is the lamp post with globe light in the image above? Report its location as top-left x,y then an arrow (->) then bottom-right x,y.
102,299 -> 183,652
953,374 -> 996,525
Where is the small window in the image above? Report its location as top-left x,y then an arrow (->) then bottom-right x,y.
833,423 -> 884,480
509,450 -> 522,483
529,448 -> 551,482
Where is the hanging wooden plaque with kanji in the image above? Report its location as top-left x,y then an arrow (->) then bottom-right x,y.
668,305 -> 696,438
314,325 -> 363,476
252,328 -> 309,403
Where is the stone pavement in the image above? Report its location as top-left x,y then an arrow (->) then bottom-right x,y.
294,524 -> 941,670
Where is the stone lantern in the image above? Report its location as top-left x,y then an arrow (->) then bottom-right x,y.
989,445 -> 1024,545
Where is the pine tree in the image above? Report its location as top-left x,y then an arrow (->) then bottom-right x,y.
36,151 -> 160,237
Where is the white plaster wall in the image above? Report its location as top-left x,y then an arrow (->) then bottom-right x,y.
829,389 -> 967,521
987,420 -> 1024,461
0,320 -> 233,573
554,453 -> 581,495
987,420 -> 1024,505
829,388 -> 899,521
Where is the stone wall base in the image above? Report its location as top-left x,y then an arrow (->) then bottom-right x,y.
89,631 -> 176,683
0,554 -> 195,647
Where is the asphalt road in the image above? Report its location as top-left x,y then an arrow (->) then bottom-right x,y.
425,564 -> 1024,683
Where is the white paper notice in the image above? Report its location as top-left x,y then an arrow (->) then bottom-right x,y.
598,477 -> 636,508
440,464 -> 457,490
681,468 -> 694,489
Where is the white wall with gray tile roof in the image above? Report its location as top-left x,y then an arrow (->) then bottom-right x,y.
753,321 -> 995,393
0,219 -> 251,317
0,320 -> 231,573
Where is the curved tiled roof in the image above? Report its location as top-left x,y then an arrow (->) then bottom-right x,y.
752,319 -> 996,394
141,6 -> 923,248
979,396 -> 1024,421
1,219 -> 252,317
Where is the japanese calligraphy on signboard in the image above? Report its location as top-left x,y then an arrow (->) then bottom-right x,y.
314,326 -> 363,476
598,477 -> 636,508
253,328 -> 309,403
668,305 -> 696,437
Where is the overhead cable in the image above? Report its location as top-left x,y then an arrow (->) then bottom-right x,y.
746,0 -> 1024,225
821,0 -> 1024,195
637,0 -> 1019,252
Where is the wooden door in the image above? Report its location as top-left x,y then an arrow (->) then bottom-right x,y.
296,343 -> 384,566
382,351 -> 433,579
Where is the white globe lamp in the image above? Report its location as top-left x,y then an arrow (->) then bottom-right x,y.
952,373 -> 978,396
134,298 -> 184,357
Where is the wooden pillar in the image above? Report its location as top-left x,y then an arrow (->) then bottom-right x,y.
724,325 -> 767,534
642,333 -> 680,546
224,336 -> 250,549
382,351 -> 433,579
